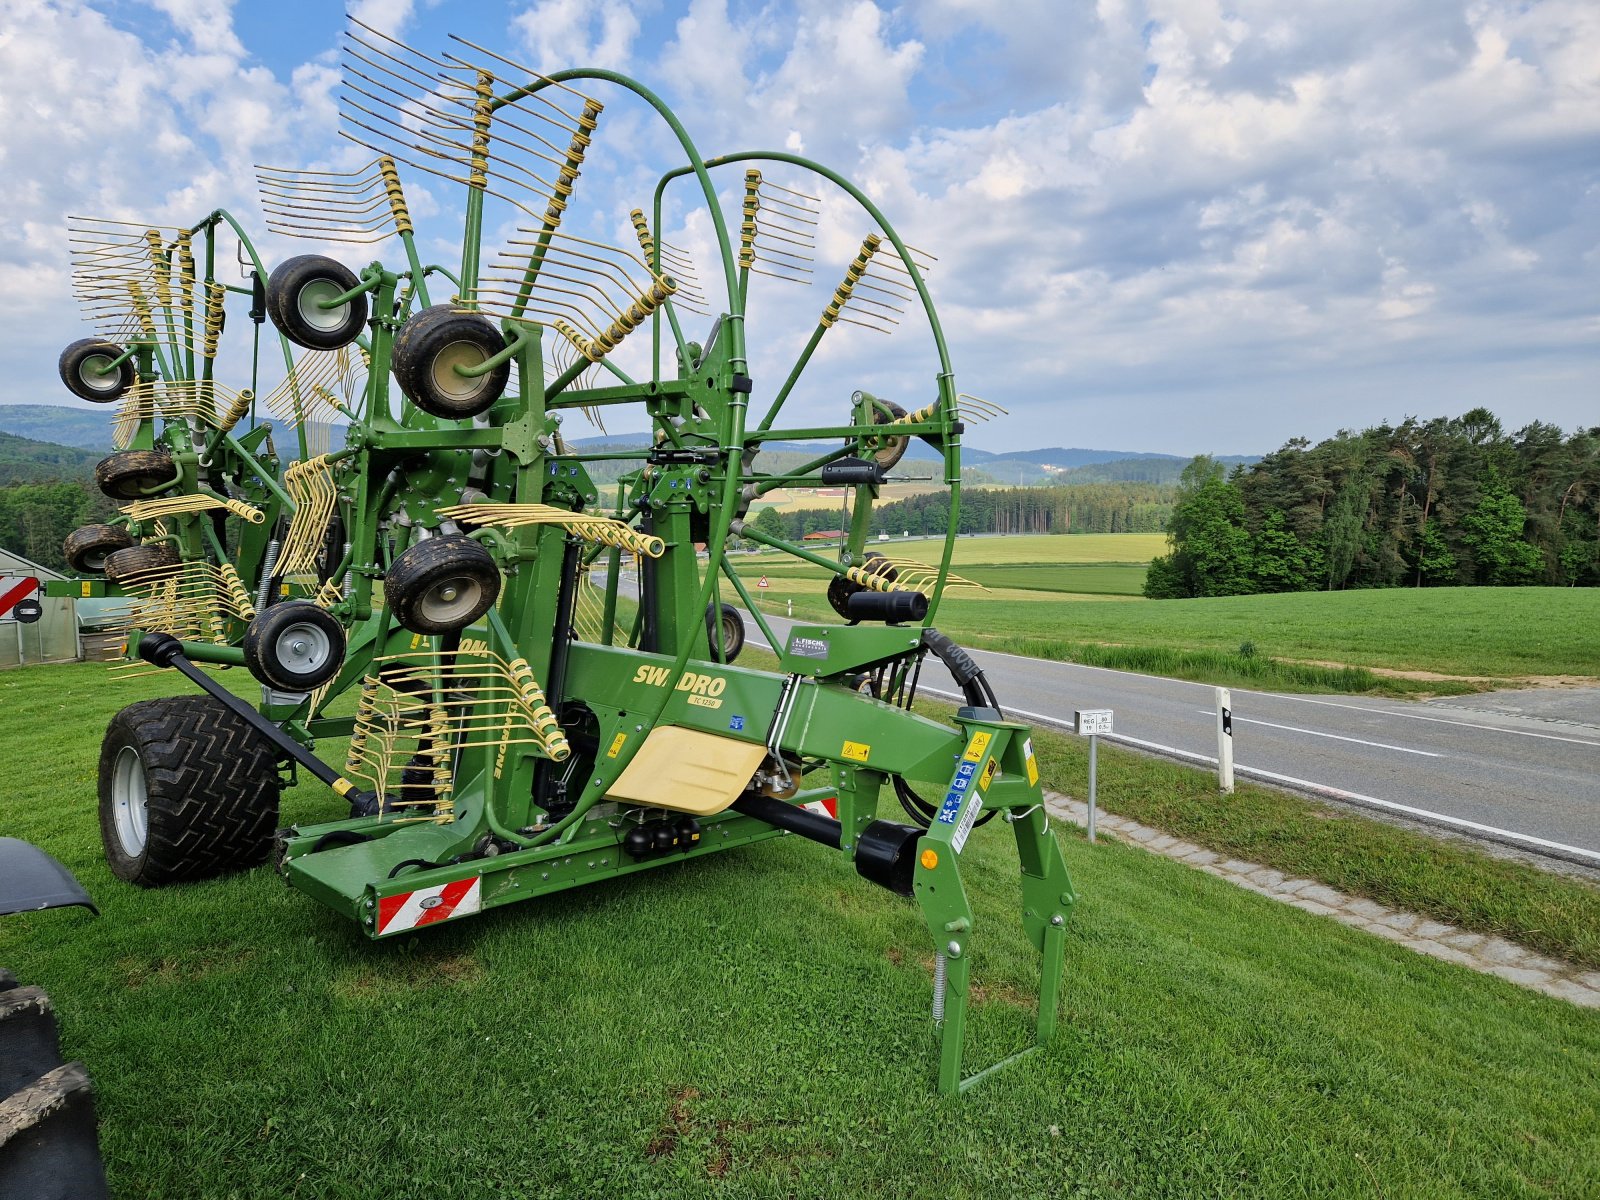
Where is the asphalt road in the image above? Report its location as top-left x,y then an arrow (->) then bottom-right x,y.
737,608 -> 1600,866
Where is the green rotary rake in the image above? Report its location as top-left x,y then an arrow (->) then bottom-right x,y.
51,17 -> 1077,1096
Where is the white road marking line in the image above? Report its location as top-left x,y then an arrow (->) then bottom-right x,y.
1257,693 -> 1600,748
1191,710 -> 1442,757
920,690 -> 1600,866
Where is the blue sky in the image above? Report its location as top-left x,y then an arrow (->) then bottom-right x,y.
1,0 -> 1595,456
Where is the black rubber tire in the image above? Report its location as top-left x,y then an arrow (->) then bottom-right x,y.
58,338 -> 134,404
391,304 -> 510,419
827,550 -> 898,620
93,449 -> 179,501
62,524 -> 133,574
385,535 -> 501,634
102,542 -> 179,583
706,601 -> 745,663
266,254 -> 367,350
97,696 -> 282,886
860,394 -> 909,471
0,975 -> 109,1200
242,602 -> 347,692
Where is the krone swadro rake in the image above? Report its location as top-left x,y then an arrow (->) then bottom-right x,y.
66,23 -> 1075,1096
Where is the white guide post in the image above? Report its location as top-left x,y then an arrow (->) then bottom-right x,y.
1216,687 -> 1234,794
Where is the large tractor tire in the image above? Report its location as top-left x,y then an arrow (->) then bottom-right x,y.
0,970 -> 108,1200
98,696 -> 282,887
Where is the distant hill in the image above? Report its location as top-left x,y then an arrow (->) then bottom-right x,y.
0,431 -> 102,486
0,405 -> 117,452
0,406 -> 1256,486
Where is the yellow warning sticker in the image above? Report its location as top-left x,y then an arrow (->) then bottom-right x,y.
842,740 -> 871,763
80,581 -> 92,597
961,731 -> 992,763
607,732 -> 627,759
978,757 -> 999,792
1024,737 -> 1039,786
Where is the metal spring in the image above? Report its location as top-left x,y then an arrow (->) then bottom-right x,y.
255,539 -> 281,611
932,952 -> 948,1023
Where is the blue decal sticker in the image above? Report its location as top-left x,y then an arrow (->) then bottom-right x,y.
936,788 -> 964,824
729,714 -> 745,732
956,762 -> 977,779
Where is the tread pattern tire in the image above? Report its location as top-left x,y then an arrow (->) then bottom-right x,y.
103,542 -> 179,584
391,304 -> 510,419
385,535 -> 501,634
98,696 -> 282,887
0,974 -> 109,1200
58,338 -> 134,404
93,450 -> 179,501
266,255 -> 367,350
62,525 -> 133,575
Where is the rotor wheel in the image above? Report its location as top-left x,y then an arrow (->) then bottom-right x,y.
62,524 -> 134,574
94,449 -> 179,501
860,393 -> 909,472
103,542 -> 179,584
242,602 -> 347,692
391,304 -> 510,419
58,338 -> 135,404
266,254 -> 368,350
98,696 -> 282,886
385,535 -> 501,634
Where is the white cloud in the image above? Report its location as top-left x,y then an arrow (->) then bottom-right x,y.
513,0 -> 642,72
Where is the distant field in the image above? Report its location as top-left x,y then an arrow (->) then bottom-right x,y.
743,532 -> 1167,566
961,562 -> 1148,596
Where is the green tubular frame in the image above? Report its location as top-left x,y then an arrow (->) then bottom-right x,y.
65,59 -> 1074,1098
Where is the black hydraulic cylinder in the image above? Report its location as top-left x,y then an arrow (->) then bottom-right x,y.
731,794 -> 842,849
846,589 -> 928,624
136,633 -> 376,809
820,458 -> 884,486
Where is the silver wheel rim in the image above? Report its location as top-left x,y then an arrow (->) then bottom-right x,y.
297,279 -> 350,333
430,339 -> 492,403
112,746 -> 149,857
419,575 -> 483,626
84,547 -> 110,570
80,353 -> 119,394
277,620 -> 333,679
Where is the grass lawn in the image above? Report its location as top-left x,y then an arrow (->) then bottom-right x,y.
3,660 -> 1599,1197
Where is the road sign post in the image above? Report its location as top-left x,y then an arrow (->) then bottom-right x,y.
1216,687 -> 1234,793
1074,709 -> 1113,843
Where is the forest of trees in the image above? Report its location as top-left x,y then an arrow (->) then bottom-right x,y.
750,481 -> 1174,542
1145,410 -> 1600,598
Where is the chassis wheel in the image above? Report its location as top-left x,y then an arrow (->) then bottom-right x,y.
385,535 -> 501,634
103,542 -> 179,584
58,338 -> 134,404
98,696 -> 282,886
62,525 -> 133,574
391,304 -> 510,419
266,254 -> 367,350
242,602 -> 346,692
94,449 -> 178,501
827,550 -> 898,619
707,601 -> 745,663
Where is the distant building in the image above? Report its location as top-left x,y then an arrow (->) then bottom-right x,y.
802,530 -> 846,542
0,548 -> 78,668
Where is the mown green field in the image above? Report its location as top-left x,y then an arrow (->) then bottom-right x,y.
3,661 -> 1598,1197
734,533 -> 1600,682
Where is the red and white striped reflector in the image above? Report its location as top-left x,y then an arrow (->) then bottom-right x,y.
376,876 -> 482,935
801,797 -> 838,819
